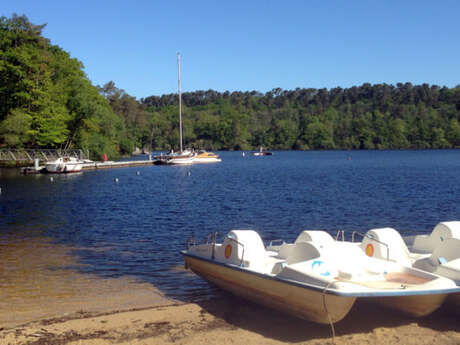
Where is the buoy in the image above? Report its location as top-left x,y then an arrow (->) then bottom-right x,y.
114,177 -> 119,183
187,171 -> 191,176
242,152 -> 245,156
136,171 -> 140,175
50,177 -> 54,182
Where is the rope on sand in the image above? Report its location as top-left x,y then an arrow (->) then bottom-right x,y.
322,281 -> 335,345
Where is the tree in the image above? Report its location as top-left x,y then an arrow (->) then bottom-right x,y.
446,119 -> 460,148
3,16 -> 460,154
302,118 -> 335,149
0,14 -> 126,159
387,118 -> 409,149
0,108 -> 31,147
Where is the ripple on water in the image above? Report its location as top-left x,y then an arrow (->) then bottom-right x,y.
2,150 -> 460,320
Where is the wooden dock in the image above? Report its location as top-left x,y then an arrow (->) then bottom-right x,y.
22,159 -> 156,174
82,160 -> 155,170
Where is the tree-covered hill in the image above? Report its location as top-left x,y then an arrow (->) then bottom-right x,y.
142,84 -> 460,150
0,14 -> 124,159
1,14 -> 460,158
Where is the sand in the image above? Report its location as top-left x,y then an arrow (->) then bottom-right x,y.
1,297 -> 459,345
1,238 -> 459,344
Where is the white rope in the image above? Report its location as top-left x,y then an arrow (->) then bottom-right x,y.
322,281 -> 336,345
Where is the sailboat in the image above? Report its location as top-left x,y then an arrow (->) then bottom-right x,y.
154,53 -> 196,165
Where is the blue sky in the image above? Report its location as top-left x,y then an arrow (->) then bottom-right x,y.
3,1 -> 460,99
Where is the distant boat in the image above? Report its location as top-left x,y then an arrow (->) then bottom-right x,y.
194,150 -> 222,163
154,53 -> 196,165
45,156 -> 83,173
154,149 -> 195,165
252,147 -> 273,156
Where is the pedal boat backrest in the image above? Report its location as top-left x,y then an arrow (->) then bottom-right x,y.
216,230 -> 267,268
272,231 -> 332,260
412,221 -> 460,253
295,230 -> 335,244
285,241 -> 322,265
429,238 -> 460,266
360,228 -> 412,266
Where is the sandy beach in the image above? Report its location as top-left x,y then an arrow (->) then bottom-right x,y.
1,296 -> 460,345
1,237 -> 460,344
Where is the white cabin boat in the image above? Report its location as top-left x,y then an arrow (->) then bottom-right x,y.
45,156 -> 83,173
182,229 -> 459,324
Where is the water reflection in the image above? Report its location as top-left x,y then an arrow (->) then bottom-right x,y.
0,236 -> 169,328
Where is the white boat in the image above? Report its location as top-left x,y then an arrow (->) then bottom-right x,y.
193,150 -> 221,163
45,156 -> 83,173
154,149 -> 196,165
182,229 -> 459,324
252,146 -> 273,156
356,222 -> 460,307
154,53 -> 195,165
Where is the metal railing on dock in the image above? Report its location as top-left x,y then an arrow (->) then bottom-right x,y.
0,149 -> 86,162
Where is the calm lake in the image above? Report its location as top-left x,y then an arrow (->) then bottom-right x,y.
1,150 -> 460,309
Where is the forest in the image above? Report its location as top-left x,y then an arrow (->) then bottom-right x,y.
1,14 -> 460,159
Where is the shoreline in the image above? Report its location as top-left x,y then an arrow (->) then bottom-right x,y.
2,297 -> 459,345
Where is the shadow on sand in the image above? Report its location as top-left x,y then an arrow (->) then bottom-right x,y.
195,292 -> 460,343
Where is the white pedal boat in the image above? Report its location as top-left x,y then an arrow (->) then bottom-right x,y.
352,221 -> 460,307
182,230 -> 459,324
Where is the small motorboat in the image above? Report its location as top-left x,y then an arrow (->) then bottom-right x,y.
193,150 -> 222,163
252,147 -> 273,156
182,229 -> 459,324
45,156 -> 83,173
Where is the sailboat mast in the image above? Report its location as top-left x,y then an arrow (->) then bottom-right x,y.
177,52 -> 183,153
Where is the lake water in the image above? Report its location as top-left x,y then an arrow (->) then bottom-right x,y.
1,150 -> 460,318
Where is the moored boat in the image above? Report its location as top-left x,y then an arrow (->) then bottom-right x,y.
154,53 -> 196,165
193,150 -> 221,163
154,149 -> 196,165
182,229 -> 459,324
252,147 -> 273,156
45,156 -> 83,173
252,146 -> 273,156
